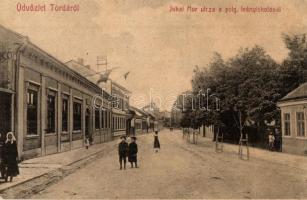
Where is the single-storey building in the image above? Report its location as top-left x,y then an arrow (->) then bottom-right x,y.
0,25 -> 112,160
277,83 -> 307,155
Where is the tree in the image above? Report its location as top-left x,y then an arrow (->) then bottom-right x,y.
191,46 -> 281,145
280,33 -> 307,96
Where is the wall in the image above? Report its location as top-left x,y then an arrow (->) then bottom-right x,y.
17,46 -> 105,159
280,103 -> 307,155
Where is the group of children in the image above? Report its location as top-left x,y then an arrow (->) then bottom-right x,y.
118,136 -> 138,170
118,131 -> 161,170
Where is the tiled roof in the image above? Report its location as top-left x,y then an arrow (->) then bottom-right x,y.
280,82 -> 307,102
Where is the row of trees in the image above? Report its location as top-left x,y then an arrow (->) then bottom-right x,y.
175,33 -> 307,147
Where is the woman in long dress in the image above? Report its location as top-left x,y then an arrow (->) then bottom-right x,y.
3,132 -> 19,182
154,131 -> 160,153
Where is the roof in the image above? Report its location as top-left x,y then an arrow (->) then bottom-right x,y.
130,106 -> 147,118
279,82 -> 307,102
111,80 -> 131,94
66,60 -> 99,84
0,25 -> 101,93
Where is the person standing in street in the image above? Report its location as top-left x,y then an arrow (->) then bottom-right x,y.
128,136 -> 138,168
118,136 -> 128,170
130,117 -> 135,136
154,131 -> 160,153
85,137 -> 90,149
3,132 -> 19,182
268,130 -> 275,151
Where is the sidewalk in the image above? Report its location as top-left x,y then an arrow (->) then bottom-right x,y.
0,139 -> 118,199
177,130 -> 307,172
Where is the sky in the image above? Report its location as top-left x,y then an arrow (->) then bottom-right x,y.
0,0 -> 307,110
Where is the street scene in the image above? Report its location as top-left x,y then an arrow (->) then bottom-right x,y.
31,131 -> 307,199
0,0 -> 307,199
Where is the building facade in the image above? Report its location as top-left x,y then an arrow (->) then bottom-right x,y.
0,25 -> 114,160
66,59 -> 113,144
277,83 -> 307,155
111,81 -> 131,137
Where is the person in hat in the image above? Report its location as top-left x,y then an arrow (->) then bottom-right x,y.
154,131 -> 160,153
118,136 -> 128,170
128,136 -> 138,168
3,132 -> 19,182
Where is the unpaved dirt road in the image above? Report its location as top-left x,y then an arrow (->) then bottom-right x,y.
32,130 -> 307,199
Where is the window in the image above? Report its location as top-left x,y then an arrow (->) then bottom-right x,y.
95,109 -> 100,129
112,117 -> 115,130
62,98 -> 68,132
109,112 -> 112,128
101,110 -> 104,129
107,111 -> 109,128
117,117 -> 119,129
284,113 -> 291,136
47,95 -> 56,133
27,89 -> 38,135
73,102 -> 82,131
115,117 -> 117,130
297,112 -> 305,137
119,117 -> 121,129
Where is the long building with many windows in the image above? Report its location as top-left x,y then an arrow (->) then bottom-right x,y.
0,25 -> 115,160
0,25 -> 161,160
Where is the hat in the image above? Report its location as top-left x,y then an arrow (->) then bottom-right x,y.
120,136 -> 126,140
131,136 -> 137,140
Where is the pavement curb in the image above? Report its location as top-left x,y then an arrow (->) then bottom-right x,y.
0,145 -> 113,199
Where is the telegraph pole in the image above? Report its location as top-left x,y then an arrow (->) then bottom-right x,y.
97,55 -> 107,71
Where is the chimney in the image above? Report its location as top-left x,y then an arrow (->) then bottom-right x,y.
77,58 -> 84,65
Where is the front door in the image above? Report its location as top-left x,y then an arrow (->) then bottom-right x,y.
0,92 -> 11,137
85,109 -> 91,138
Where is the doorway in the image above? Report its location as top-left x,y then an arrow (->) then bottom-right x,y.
0,92 -> 11,137
85,109 -> 91,141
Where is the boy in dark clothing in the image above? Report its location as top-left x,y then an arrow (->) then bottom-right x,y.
118,136 -> 128,170
128,137 -> 138,168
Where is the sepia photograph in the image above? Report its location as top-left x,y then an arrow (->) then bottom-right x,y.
0,0 -> 307,199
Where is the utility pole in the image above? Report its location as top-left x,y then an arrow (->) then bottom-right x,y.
97,55 -> 107,71
238,110 -> 249,160
96,55 -> 108,140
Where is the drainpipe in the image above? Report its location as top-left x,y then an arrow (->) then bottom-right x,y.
14,37 -> 29,160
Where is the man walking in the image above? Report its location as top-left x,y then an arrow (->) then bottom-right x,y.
118,136 -> 128,170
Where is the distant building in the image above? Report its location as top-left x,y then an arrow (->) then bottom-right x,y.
66,59 -> 113,143
111,81 -> 131,137
142,102 -> 161,120
67,59 -> 131,138
277,82 -> 307,155
161,110 -> 171,127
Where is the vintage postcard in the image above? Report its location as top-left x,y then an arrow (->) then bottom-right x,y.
0,0 -> 306,199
